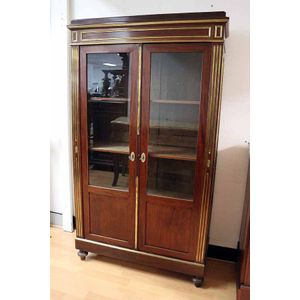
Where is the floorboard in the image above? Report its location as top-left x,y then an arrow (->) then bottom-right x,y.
50,227 -> 236,300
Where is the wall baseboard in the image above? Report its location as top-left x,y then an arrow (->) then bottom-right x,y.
207,244 -> 239,262
50,211 -> 63,227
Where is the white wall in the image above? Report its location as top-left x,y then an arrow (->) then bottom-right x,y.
69,0 -> 250,248
50,0 -> 73,231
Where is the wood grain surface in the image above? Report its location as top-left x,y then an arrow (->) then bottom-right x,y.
51,227 -> 236,300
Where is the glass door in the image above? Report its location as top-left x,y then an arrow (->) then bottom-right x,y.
139,44 -> 211,260
80,45 -> 139,248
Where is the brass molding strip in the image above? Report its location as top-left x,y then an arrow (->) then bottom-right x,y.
76,237 -> 205,267
200,45 -> 224,263
196,44 -> 224,262
70,39 -> 224,46
195,45 -> 216,262
214,25 -> 223,38
199,45 -> 223,263
68,19 -> 228,30
199,45 -> 221,262
72,31 -> 78,42
137,45 -> 142,136
134,45 -> 142,249
80,35 -> 217,42
71,46 -> 83,237
134,176 -> 139,249
80,26 -> 212,36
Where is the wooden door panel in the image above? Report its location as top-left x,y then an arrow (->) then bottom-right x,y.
89,192 -> 129,242
144,202 -> 192,253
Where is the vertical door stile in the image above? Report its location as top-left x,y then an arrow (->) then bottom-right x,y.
71,45 -> 83,238
134,44 -> 142,249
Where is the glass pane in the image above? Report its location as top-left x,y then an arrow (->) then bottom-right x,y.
147,52 -> 203,200
87,53 -> 130,190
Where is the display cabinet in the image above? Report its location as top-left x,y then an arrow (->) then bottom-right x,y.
68,11 -> 229,287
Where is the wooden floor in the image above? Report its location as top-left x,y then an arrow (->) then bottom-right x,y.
50,227 -> 237,300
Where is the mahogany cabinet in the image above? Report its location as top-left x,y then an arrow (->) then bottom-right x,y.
68,11 -> 229,287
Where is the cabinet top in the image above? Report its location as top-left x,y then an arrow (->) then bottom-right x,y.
69,11 -> 228,25
68,11 -> 229,45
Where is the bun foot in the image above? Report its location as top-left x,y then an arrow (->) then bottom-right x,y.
78,250 -> 88,261
192,277 -> 204,288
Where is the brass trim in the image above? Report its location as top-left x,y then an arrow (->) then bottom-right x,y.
214,25 -> 223,38
71,46 -> 83,237
79,26 -> 212,41
68,19 -> 228,30
195,45 -> 216,262
70,38 -> 224,46
80,35 -> 217,42
199,45 -> 223,262
137,45 -> 142,136
196,44 -> 224,262
134,177 -> 139,249
76,237 -> 205,267
72,31 -> 78,42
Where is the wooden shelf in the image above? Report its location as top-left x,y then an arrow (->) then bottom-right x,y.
89,143 -> 196,161
90,143 -> 129,154
151,99 -> 200,105
111,117 -> 198,131
147,188 -> 193,201
149,145 -> 196,161
89,97 -> 129,103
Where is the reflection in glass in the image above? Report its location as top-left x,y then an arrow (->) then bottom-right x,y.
87,53 -> 130,190
147,52 -> 203,200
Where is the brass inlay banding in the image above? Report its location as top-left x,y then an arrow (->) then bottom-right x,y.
214,25 -> 223,38
196,45 -> 216,262
196,44 -> 224,262
70,38 -> 224,46
202,45 -> 223,263
134,176 -> 139,249
68,19 -> 228,30
76,237 -> 205,267
199,45 -> 220,262
80,26 -> 212,38
134,44 -> 142,249
72,31 -> 78,42
137,45 -> 142,136
71,46 -> 83,237
80,35 -> 215,42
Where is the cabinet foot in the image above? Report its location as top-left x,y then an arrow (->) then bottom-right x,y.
78,250 -> 88,261
192,277 -> 204,288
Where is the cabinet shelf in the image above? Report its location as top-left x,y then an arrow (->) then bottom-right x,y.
89,143 -> 196,161
111,117 -> 198,131
151,99 -> 200,105
90,143 -> 129,154
147,188 -> 193,200
89,97 -> 129,103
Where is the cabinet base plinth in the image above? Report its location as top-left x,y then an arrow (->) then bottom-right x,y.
75,238 -> 204,278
